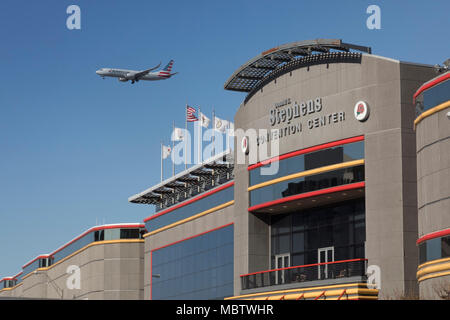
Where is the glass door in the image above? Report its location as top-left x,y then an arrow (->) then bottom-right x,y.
275,253 -> 290,285
317,247 -> 334,280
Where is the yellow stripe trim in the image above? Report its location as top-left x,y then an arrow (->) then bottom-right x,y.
143,200 -> 234,238
418,270 -> 450,282
418,257 -> 450,269
247,159 -> 365,191
417,262 -> 450,280
414,100 -> 450,128
21,239 -> 144,280
224,282 -> 373,300
229,287 -> 378,300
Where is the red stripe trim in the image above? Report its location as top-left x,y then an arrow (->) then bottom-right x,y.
248,182 -> 365,212
417,228 -> 450,245
150,222 -> 234,299
413,72 -> 450,103
22,224 -> 145,269
21,255 -> 51,269
337,289 -> 347,300
247,136 -> 364,171
143,181 -> 234,223
151,222 -> 234,252
1,277 -> 15,281
241,258 -> 367,277
314,291 -> 326,300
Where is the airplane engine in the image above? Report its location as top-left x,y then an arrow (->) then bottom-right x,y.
118,77 -> 128,82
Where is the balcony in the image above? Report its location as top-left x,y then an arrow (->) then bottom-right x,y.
241,259 -> 367,291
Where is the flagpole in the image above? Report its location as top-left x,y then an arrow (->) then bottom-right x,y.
212,108 -> 215,157
160,141 -> 163,182
185,104 -> 188,170
172,121 -> 175,176
198,106 -> 202,164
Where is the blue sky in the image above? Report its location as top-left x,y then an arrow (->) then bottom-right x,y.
0,0 -> 448,277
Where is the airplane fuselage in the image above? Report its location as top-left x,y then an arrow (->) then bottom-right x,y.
96,60 -> 175,84
96,68 -> 171,81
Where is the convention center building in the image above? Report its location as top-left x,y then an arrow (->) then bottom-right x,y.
128,39 -> 447,300
1,39 -> 448,300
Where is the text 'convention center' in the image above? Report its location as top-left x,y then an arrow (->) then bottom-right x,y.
1,39 -> 449,300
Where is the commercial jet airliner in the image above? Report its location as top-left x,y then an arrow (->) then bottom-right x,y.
95,60 -> 177,84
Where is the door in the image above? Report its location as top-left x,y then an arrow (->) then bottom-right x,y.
317,247 -> 334,280
275,253 -> 290,285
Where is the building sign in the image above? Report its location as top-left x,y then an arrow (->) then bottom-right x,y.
354,101 -> 370,121
259,97 -> 346,146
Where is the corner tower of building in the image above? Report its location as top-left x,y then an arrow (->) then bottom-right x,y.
227,39 -> 435,300
414,69 -> 450,299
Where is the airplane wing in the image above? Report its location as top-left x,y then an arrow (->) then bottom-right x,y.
134,62 -> 162,79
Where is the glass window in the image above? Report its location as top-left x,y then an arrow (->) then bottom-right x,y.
427,238 -> 441,262
120,228 -> 140,239
419,242 -> 427,265
249,140 -> 364,186
151,225 -> 234,300
271,198 -> 365,267
94,230 -> 104,241
442,236 -> 450,258
419,235 -> 450,265
419,79 -> 450,112
250,165 -> 364,207
145,185 -> 234,233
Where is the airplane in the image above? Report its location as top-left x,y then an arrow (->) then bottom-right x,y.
95,60 -> 177,84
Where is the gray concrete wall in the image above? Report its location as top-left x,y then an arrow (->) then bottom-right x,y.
233,54 -> 435,298
419,274 -> 450,300
17,241 -> 144,300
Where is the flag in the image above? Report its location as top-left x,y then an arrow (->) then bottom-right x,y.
214,116 -> 229,133
186,105 -> 198,122
162,145 -> 171,159
200,112 -> 210,128
172,127 -> 184,141
228,121 -> 234,133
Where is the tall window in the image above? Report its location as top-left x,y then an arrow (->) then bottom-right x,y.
271,198 -> 365,269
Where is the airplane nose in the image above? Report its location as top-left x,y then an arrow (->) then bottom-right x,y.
96,70 -> 100,74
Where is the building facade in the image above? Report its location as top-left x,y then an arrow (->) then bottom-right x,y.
0,223 -> 146,299
414,70 -> 450,299
2,39 -> 448,300
129,39 -> 442,300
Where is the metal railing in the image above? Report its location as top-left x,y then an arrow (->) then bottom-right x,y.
241,259 -> 367,290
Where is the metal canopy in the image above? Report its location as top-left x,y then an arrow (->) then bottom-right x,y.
128,149 -> 234,206
224,39 -> 371,93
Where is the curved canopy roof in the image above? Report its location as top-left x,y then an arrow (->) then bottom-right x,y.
224,39 -> 371,93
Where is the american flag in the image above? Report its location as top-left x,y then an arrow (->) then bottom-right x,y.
186,105 -> 198,122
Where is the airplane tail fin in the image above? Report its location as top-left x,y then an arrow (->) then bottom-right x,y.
162,60 -> 174,72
